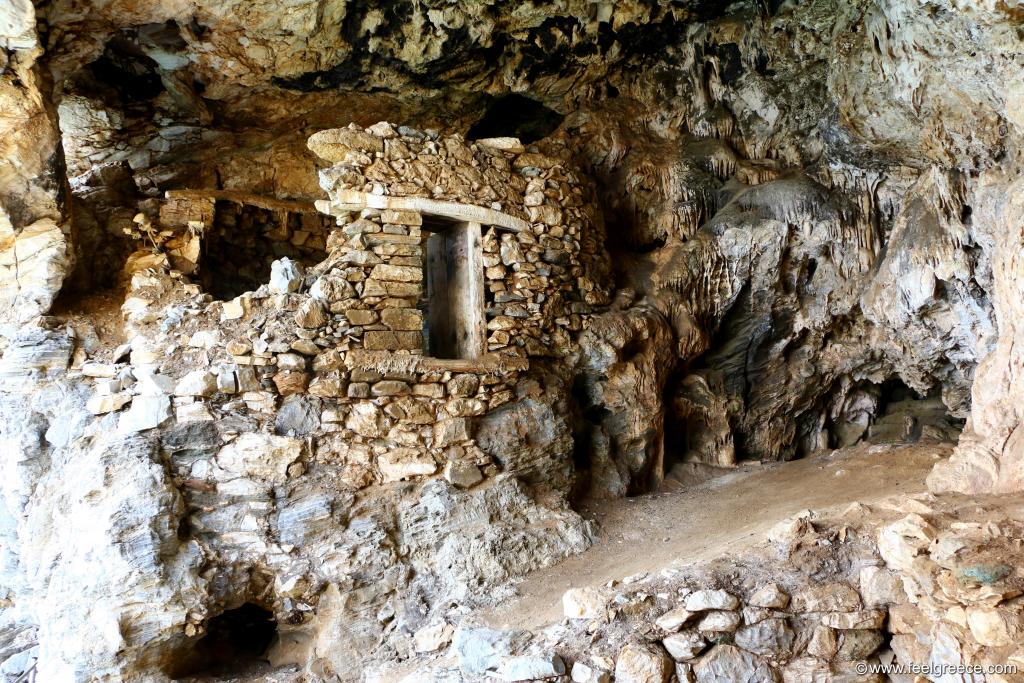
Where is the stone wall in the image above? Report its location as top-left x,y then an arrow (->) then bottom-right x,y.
6,122 -> 611,680
425,493 -> 1024,683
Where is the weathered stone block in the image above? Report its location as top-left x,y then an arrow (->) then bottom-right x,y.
381,209 -> 422,225
345,309 -> 378,325
381,308 -> 423,331
378,448 -> 436,482
308,127 -> 384,161
273,371 -> 310,395
347,382 -> 371,398
443,460 -> 483,488
369,264 -> 421,282
413,382 -> 445,399
433,417 -> 471,447
371,380 -> 410,396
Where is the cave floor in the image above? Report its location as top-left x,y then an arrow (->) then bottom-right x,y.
480,440 -> 950,631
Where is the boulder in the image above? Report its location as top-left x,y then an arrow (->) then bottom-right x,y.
790,584 -> 862,613
662,631 -> 706,661
656,606 -> 697,632
563,587 -> 605,619
269,257 -> 304,293
685,589 -> 739,611
614,642 -> 673,683
694,645 -> 778,683
749,584 -> 790,609
734,618 -> 795,657
697,611 -> 741,633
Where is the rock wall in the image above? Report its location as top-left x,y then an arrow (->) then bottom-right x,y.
0,5 -> 72,325
0,0 -> 1024,680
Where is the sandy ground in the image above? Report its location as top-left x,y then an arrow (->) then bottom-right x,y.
481,441 -> 949,630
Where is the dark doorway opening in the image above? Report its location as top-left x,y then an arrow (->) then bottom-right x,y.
171,603 -> 278,680
421,218 -> 486,359
201,202 -> 331,300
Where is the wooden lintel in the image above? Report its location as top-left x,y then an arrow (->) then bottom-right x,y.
346,349 -> 529,375
324,189 -> 529,232
165,189 -> 319,214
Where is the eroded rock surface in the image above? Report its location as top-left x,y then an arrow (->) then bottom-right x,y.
1,0 -> 1023,680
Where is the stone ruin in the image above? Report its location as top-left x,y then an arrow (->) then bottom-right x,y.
2,1 -> 1024,682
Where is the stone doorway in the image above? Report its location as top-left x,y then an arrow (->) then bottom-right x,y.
422,218 -> 486,360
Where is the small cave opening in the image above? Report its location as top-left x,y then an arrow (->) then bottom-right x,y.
660,369 -> 738,490
466,94 -> 565,143
171,603 -> 278,680
200,202 -> 332,300
568,373 -> 613,500
828,377 -> 965,448
86,35 -> 164,104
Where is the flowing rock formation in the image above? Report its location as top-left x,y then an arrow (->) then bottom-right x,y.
0,0 -> 1023,681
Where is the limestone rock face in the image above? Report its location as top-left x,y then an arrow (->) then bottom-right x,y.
1,0 -> 1024,680
573,303 -> 677,496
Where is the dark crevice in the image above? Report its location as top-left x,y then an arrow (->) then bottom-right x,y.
466,94 -> 565,144
171,603 -> 277,680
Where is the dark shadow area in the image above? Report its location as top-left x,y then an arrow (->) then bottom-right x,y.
201,202 -> 330,300
467,94 -> 565,143
828,377 -> 965,449
171,603 -> 277,680
87,34 -> 164,104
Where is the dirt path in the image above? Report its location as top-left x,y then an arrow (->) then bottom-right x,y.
481,442 -> 948,630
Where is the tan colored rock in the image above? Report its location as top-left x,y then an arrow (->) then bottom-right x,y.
381,209 -> 422,225
346,402 -> 388,438
86,392 -> 131,414
345,309 -> 378,325
563,587 -> 604,619
697,611 -> 741,633
174,370 -> 218,397
380,307 -> 423,331
371,380 -> 410,396
363,331 -> 422,351
294,299 -> 328,328
378,448 -> 436,482
413,622 -> 453,653
967,607 -> 1024,646
749,584 -> 790,609
0,217 -> 71,322
216,433 -> 303,484
614,642 -> 673,683
433,417 -> 471,446
790,584 -> 862,613
308,127 -> 384,161
858,566 -> 905,607
662,631 -> 706,661
273,371 -> 309,395
655,606 -> 696,632
821,610 -> 886,630
369,264 -> 421,282
476,137 -> 525,154
807,626 -> 838,659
